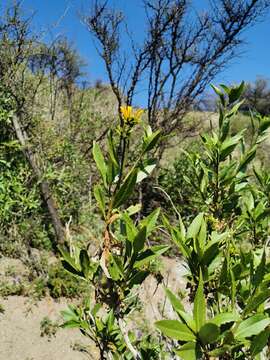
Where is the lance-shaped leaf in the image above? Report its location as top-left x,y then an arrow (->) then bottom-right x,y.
142,130 -> 161,153
219,133 -> 243,161
108,254 -> 124,281
193,272 -> 206,331
250,328 -> 270,357
155,320 -> 196,341
238,145 -> 257,172
94,184 -> 106,218
252,250 -> 266,289
243,289 -> 270,316
186,213 -> 204,240
228,81 -> 245,104
140,208 -> 160,235
234,314 -> 270,340
133,245 -> 170,268
165,288 -> 196,332
128,270 -> 150,288
93,141 -> 107,186
79,249 -> 91,279
211,312 -> 239,327
113,169 -> 137,208
175,342 -> 201,360
136,159 -> 156,183
133,226 -> 147,254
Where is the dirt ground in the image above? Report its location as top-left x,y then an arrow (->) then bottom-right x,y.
0,257 -> 188,360
0,296 -> 97,360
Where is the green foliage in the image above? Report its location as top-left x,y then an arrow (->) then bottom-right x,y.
40,316 -> 59,340
156,83 -> 270,359
0,280 -> 25,297
60,108 -> 170,358
158,142 -> 201,219
47,262 -> 90,299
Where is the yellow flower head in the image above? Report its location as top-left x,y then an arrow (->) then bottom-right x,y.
120,105 -> 143,126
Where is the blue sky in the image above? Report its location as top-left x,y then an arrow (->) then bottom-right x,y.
2,0 -> 270,103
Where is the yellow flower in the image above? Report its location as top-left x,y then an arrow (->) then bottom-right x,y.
120,105 -> 143,126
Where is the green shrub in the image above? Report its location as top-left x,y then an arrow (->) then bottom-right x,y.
47,262 -> 90,299
158,141 -> 202,220
156,83 -> 270,359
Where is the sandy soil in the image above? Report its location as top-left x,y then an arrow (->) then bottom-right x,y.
0,296 -> 98,360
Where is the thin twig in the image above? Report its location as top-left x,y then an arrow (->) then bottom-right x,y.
117,318 -> 141,360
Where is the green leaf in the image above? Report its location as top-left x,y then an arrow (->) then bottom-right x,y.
170,227 -> 190,259
165,288 -> 196,331
202,242 -> 219,266
193,272 -> 206,331
211,312 -> 239,327
61,305 -> 79,322
91,303 -> 102,316
155,320 -> 196,341
93,184 -> 106,218
133,245 -> 169,268
61,260 -> 83,278
58,245 -> 81,271
128,270 -> 150,287
93,141 -> 107,186
238,145 -> 257,172
252,251 -> 266,289
227,100 -> 245,117
106,310 -> 115,332
220,84 -> 230,94
126,204 -> 141,216
228,82 -> 245,103
108,254 -> 124,281
199,323 -> 220,344
243,289 -> 270,316
143,130 -> 161,153
140,208 -> 160,236
220,134 -> 242,161
121,213 -> 137,242
79,250 -> 90,279
209,346 -> 232,357
250,328 -> 270,356
230,267 -> 236,310
211,84 -> 225,107
235,314 -> 270,339
61,320 -> 80,329
175,342 -> 201,360
258,117 -> 270,134
253,166 -> 264,187
198,217 -> 207,252
106,157 -> 118,185
136,160 -> 156,183
165,288 -> 185,312
113,169 -> 137,208
107,129 -> 118,166
186,213 -> 204,240
133,226 -> 147,253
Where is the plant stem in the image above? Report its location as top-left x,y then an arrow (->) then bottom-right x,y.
117,318 -> 141,360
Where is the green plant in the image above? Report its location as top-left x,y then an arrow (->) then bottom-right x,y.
158,141 -> 202,220
0,280 -> 25,297
40,316 -> 59,340
156,83 -> 270,359
47,262 -> 90,299
60,105 -> 169,359
0,303 -> 5,314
